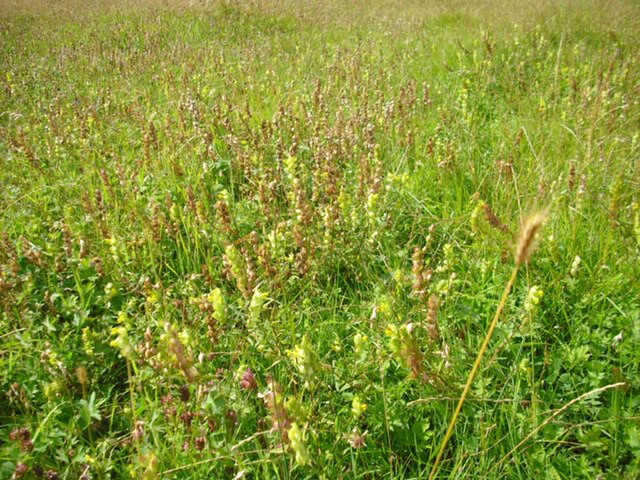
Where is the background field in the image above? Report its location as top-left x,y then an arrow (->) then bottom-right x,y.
1,0 -> 639,478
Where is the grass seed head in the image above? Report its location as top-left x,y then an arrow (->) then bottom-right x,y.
515,213 -> 545,266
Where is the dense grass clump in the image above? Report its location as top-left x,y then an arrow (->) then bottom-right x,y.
1,1 -> 639,478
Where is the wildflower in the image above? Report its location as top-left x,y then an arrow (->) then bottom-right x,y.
140,451 -> 158,480
194,436 -> 206,451
366,192 -> 379,222
385,323 -> 424,379
611,331 -> 623,347
240,368 -> 257,391
353,333 -> 368,362
104,282 -> 117,301
483,203 -> 509,233
470,199 -> 485,235
13,462 -> 28,479
288,335 -> 323,384
110,326 -> 135,360
215,191 -> 235,236
163,323 -> 198,383
226,409 -> 237,428
524,286 -> 544,313
288,422 -> 310,466
208,419 -> 217,433
82,327 -> 94,356
41,346 -> 62,369
178,385 -> 190,402
132,421 -> 144,442
180,411 -> 194,428
351,396 -> 367,418
437,342 -> 452,368
338,189 -> 351,221
117,311 -> 129,325
107,236 -> 121,262
260,377 -> 292,436
346,429 -> 368,448
570,255 -> 581,276
44,380 -> 63,400
45,471 -> 60,480
209,288 -> 226,324
285,396 -> 306,421
426,294 -> 439,342
249,289 -> 269,325
412,246 -> 432,300
284,155 -> 298,180
393,269 -> 406,285
435,243 -> 455,273
224,244 -> 248,297
376,296 -> 392,317
385,324 -> 402,356
9,427 -> 33,452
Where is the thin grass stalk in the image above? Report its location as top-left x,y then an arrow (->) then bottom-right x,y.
429,214 -> 544,479
428,266 -> 519,480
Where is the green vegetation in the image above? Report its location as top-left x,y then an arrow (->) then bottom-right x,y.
1,1 -> 639,478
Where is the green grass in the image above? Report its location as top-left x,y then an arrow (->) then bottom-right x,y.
1,1 -> 639,478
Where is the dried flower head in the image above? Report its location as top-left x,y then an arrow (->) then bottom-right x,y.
76,366 -> 88,388
426,294 -> 439,342
132,421 -> 145,442
194,436 -> 206,451
45,471 -> 60,480
178,385 -> 190,402
9,427 -> 33,452
13,462 -> 28,479
346,429 -> 368,449
260,376 -> 292,438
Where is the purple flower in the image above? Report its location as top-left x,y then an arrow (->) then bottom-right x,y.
240,368 -> 257,391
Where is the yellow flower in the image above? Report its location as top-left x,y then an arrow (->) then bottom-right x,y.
288,423 -> 310,465
377,297 -> 391,316
385,324 -> 397,337
110,326 -> 134,359
352,396 -> 368,418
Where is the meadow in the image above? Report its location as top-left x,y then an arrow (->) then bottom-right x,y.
1,0 -> 639,478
